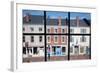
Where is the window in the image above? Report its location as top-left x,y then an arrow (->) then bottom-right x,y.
23,36 -> 25,42
30,27 -> 34,31
55,29 -> 57,33
47,36 -> 50,42
47,29 -> 50,33
23,27 -> 25,31
81,36 -> 86,42
62,36 -> 65,42
39,27 -> 42,31
70,29 -> 74,33
70,47 -> 73,53
62,29 -> 65,33
39,36 -> 42,42
62,47 -> 66,53
31,36 -> 34,42
70,36 -> 74,42
86,46 -> 89,55
55,36 -> 58,42
80,46 -> 84,53
81,29 -> 86,34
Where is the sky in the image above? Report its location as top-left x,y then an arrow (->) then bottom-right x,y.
70,12 -> 91,19
23,10 -> 91,20
23,10 -> 44,17
46,11 -> 68,19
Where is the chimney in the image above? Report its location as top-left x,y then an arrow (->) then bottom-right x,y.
76,16 -> 80,27
58,16 -> 61,26
25,14 -> 31,22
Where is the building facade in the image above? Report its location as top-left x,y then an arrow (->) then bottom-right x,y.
46,17 -> 68,56
70,16 -> 90,59
23,15 -> 45,59
22,10 -> 91,62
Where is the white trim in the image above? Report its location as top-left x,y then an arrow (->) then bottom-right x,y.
11,1 -> 18,71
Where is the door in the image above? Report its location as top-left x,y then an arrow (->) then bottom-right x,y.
56,46 -> 61,56
74,46 -> 79,55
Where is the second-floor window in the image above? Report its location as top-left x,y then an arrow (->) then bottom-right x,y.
62,29 -> 65,33
62,36 -> 65,42
70,28 -> 74,33
80,36 -> 86,42
55,36 -> 58,42
47,29 -> 50,33
39,36 -> 42,42
31,36 -> 34,42
70,36 -> 74,42
47,36 -> 50,42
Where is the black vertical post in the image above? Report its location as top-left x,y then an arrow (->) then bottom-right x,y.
89,34 -> 91,59
89,19 -> 91,59
68,12 -> 70,60
44,11 -> 47,61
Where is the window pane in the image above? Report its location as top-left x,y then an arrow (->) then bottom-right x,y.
22,35 -> 45,62
70,36 -> 90,60
46,35 -> 68,61
39,36 -> 42,42
23,10 -> 44,34
46,11 -> 68,34
70,12 -> 91,34
31,36 -> 34,42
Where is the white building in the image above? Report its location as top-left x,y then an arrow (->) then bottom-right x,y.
70,36 -> 90,55
70,16 -> 90,56
23,15 -> 45,58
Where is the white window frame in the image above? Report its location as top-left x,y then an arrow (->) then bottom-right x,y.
11,1 -> 97,71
